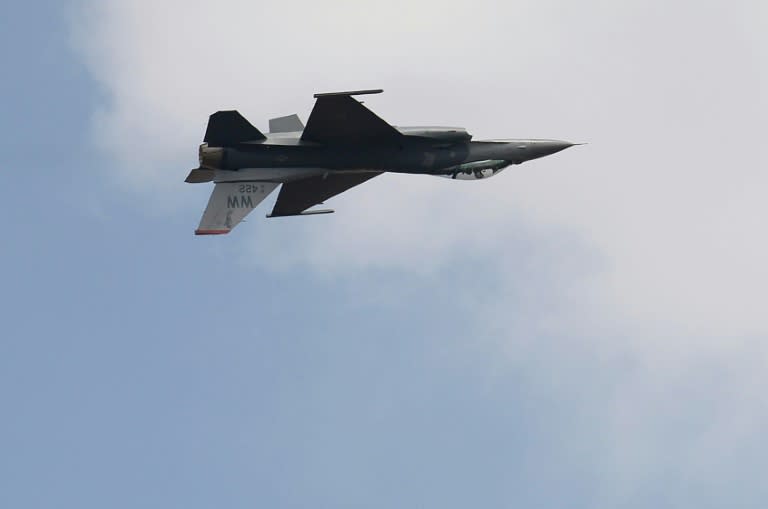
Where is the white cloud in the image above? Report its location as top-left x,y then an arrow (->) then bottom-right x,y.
72,0 -> 768,503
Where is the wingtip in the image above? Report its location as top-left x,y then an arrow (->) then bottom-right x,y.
313,89 -> 383,98
195,229 -> 230,235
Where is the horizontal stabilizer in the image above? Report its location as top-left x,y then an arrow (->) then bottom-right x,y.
195,182 -> 278,235
269,114 -> 304,133
185,167 -> 214,183
204,110 -> 266,146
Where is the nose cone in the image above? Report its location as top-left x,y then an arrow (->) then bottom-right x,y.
527,140 -> 576,159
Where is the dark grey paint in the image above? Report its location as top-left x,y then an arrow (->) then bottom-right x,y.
189,89 -> 579,218
198,90 -> 576,176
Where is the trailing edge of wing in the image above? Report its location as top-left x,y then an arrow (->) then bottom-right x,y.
301,92 -> 402,144
269,172 -> 382,217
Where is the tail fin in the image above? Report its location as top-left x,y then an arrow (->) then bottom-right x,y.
204,110 -> 266,146
195,182 -> 279,235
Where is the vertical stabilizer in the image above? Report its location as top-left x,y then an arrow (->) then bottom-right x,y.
195,182 -> 279,235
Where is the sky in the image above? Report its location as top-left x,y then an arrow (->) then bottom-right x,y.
1,0 -> 767,508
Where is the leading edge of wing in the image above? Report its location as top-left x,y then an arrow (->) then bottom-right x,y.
300,90 -> 402,144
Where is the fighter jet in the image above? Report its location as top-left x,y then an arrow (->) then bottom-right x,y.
186,89 -> 578,235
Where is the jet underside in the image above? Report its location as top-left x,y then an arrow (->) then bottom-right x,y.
186,89 -> 577,234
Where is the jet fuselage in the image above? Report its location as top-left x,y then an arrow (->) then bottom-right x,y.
201,131 -> 574,176
186,89 -> 580,233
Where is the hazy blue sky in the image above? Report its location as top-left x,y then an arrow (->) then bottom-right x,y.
2,1 -> 767,508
